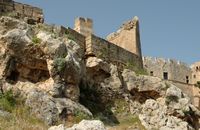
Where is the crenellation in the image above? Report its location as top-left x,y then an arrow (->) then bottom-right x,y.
74,17 -> 93,37
0,0 -> 44,24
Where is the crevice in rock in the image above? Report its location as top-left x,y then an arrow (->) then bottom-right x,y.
130,88 -> 161,103
79,80 -> 120,125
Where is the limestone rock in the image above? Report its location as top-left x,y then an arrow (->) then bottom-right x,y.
0,110 -> 11,118
25,89 -> 59,126
48,124 -> 65,130
139,99 -> 193,130
48,120 -> 106,130
122,69 -> 167,100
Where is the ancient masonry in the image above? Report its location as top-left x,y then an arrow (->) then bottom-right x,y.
74,17 -> 143,70
0,0 -> 44,24
143,57 -> 200,108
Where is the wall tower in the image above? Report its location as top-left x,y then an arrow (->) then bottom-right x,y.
74,17 -> 93,37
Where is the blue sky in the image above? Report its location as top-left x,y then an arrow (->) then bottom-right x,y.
15,0 -> 200,64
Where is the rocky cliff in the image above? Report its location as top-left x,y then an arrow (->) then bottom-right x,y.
0,16 -> 199,130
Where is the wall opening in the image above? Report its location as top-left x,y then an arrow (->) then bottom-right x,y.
150,71 -> 153,76
163,72 -> 168,80
196,66 -> 199,71
194,75 -> 196,78
186,76 -> 189,84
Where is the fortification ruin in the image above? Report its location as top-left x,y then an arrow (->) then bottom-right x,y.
74,17 -> 93,37
1,0 -> 200,108
74,16 -> 143,71
0,0 -> 44,24
107,16 -> 142,58
143,57 -> 200,108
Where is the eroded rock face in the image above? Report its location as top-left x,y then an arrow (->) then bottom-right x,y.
0,16 -> 85,101
138,84 -> 200,130
0,16 -> 88,125
139,99 -> 193,130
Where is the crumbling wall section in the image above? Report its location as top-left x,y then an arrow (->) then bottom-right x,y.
107,16 -> 142,58
86,34 -> 143,70
0,0 -> 44,23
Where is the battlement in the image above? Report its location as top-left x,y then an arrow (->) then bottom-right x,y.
143,56 -> 192,84
74,17 -> 93,37
0,0 -> 44,24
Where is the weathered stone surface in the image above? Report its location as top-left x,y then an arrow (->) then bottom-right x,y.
139,99 -> 193,130
107,16 -> 142,58
48,124 -> 65,130
48,120 -> 106,130
25,89 -> 59,126
122,69 -> 167,97
0,0 -> 44,24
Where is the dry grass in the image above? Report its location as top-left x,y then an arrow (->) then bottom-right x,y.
0,91 -> 48,130
0,106 -> 48,130
107,115 -> 146,130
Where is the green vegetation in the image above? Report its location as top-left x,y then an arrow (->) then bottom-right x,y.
73,110 -> 91,123
65,31 -> 76,41
0,90 -> 47,130
125,61 -> 148,75
112,99 -> 129,115
194,81 -> 200,88
108,115 -> 146,130
165,95 -> 179,105
3,12 -> 17,18
53,58 -> 66,72
0,90 -> 16,112
32,36 -> 41,44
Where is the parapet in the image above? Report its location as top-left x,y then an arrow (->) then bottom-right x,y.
0,0 -> 44,24
74,17 -> 93,37
106,16 -> 142,58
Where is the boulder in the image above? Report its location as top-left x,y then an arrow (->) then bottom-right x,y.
122,69 -> 167,96
48,120 -> 106,130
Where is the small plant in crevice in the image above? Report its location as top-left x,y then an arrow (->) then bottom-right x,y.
32,36 -> 41,44
165,95 -> 179,105
194,81 -> 200,88
53,58 -> 66,72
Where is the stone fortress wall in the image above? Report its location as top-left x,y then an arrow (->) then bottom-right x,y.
191,61 -> 200,84
143,57 -> 192,84
143,56 -> 200,108
74,17 -> 143,70
85,34 -> 143,70
0,0 -> 44,23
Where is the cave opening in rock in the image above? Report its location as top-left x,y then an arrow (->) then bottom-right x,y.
6,59 -> 50,84
6,70 -> 19,83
